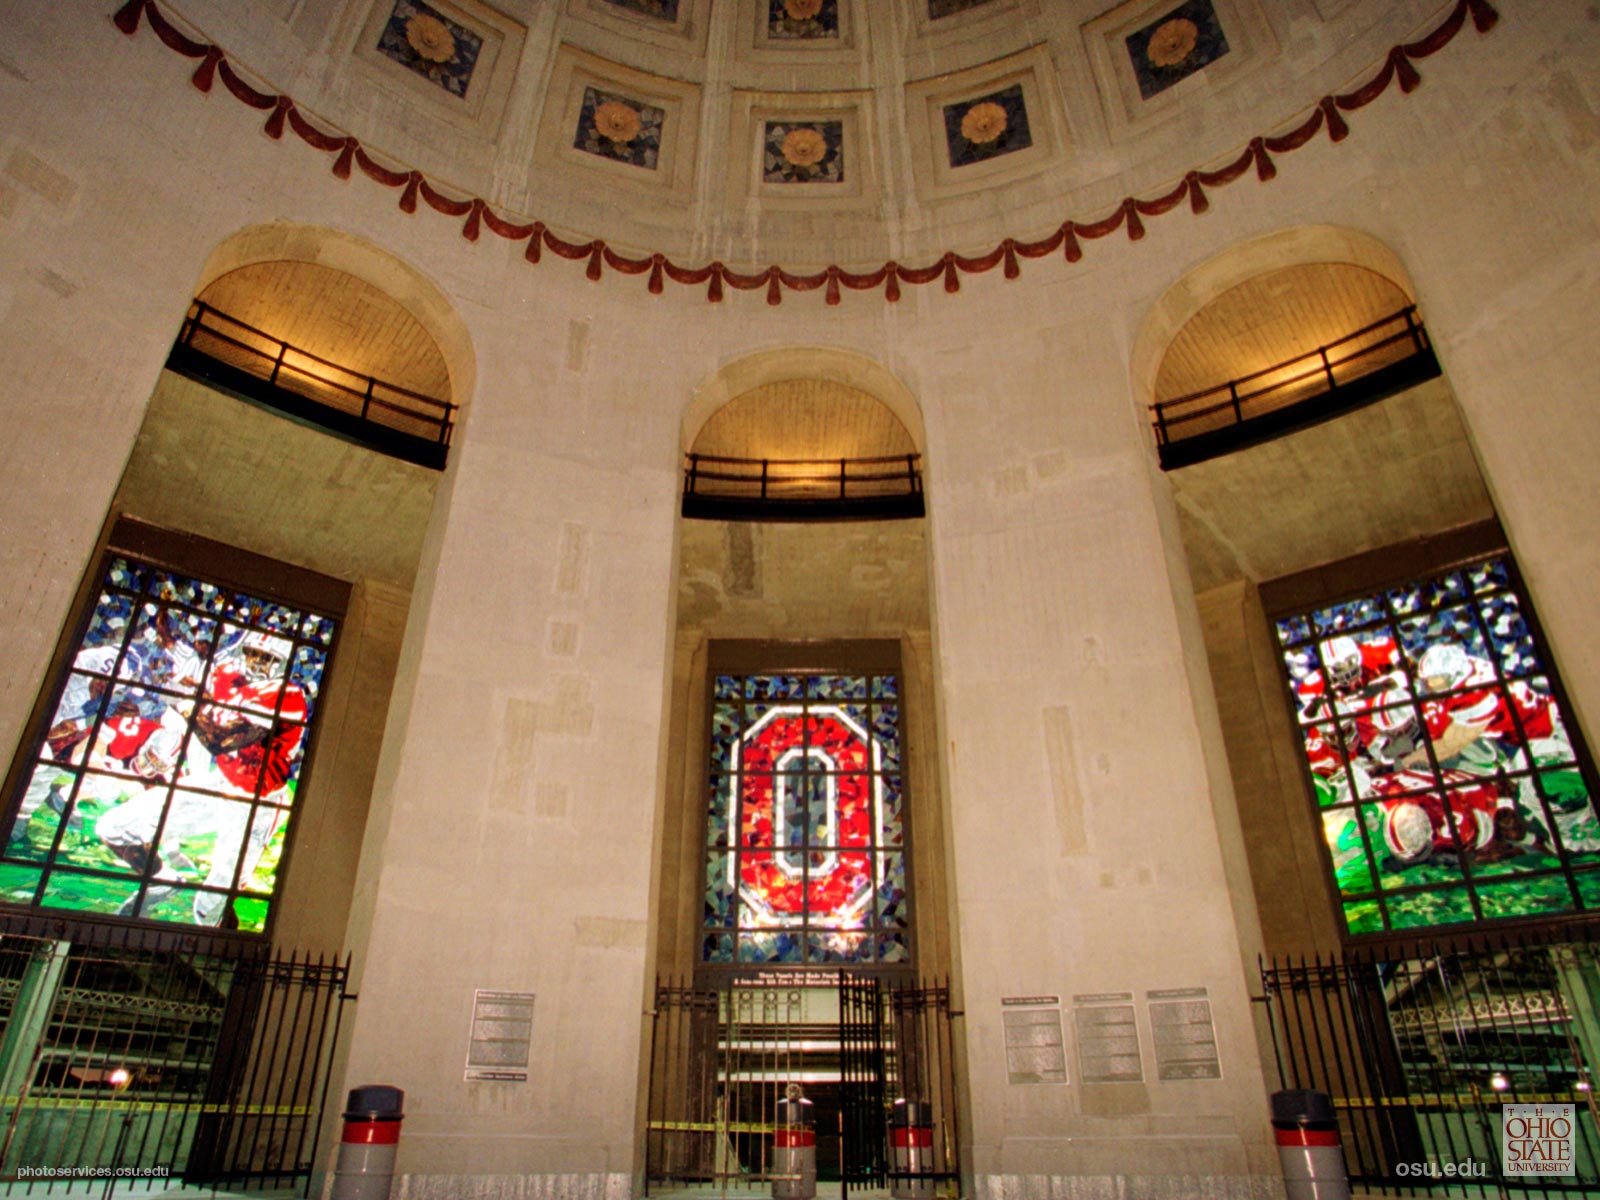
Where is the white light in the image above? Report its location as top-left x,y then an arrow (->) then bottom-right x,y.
1489,1073 -> 1510,1092
107,1067 -> 132,1089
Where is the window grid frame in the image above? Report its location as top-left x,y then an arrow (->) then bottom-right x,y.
0,530 -> 345,942
1269,546 -> 1600,945
699,648 -> 915,977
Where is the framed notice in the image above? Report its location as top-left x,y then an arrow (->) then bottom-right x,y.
1001,995 -> 1067,1085
464,989 -> 535,1081
1073,992 -> 1144,1083
1147,987 -> 1221,1081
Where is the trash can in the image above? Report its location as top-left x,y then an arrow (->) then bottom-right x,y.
1271,1089 -> 1350,1200
772,1084 -> 816,1200
889,1098 -> 934,1199
331,1085 -> 404,1200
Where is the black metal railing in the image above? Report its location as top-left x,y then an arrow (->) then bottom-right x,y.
0,925 -> 352,1193
644,974 -> 960,1196
174,300 -> 456,458
1152,305 -> 1432,448
681,453 -> 924,521
1262,926 -> 1600,1194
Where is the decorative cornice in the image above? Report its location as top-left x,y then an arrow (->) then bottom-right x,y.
112,0 -> 1499,306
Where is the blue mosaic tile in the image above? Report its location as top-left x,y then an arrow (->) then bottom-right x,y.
763,121 -> 844,184
768,0 -> 839,39
574,86 -> 664,170
943,84 -> 1031,168
1126,0 -> 1229,100
375,0 -> 483,100
106,558 -> 147,594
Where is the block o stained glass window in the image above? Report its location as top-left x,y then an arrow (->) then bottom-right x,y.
1,554 -> 338,935
1275,553 -> 1600,938
703,670 -> 910,967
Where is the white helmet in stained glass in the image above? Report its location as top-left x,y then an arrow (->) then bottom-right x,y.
1418,642 -> 1472,692
238,630 -> 292,683
1322,636 -> 1362,692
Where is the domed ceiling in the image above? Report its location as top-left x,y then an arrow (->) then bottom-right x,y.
124,0 -> 1494,279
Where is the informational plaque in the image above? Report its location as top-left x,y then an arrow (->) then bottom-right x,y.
1147,987 -> 1222,1081
465,990 -> 535,1082
1001,995 -> 1067,1085
1073,992 -> 1144,1084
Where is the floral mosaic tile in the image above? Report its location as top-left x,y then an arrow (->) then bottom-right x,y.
767,0 -> 839,40
942,84 -> 1031,168
601,0 -> 679,20
375,0 -> 483,99
929,0 -> 995,18
1126,0 -> 1230,99
573,86 -> 664,170
763,120 -> 844,183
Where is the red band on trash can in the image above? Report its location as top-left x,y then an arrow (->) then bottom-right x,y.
342,1120 -> 402,1145
1274,1127 -> 1340,1148
774,1129 -> 816,1147
892,1128 -> 933,1148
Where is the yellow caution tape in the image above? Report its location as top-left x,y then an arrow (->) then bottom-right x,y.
0,1097 -> 313,1116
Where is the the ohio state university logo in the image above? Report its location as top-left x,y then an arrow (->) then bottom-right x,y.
729,705 -> 882,925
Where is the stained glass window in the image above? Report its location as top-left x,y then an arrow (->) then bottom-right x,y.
702,668 -> 910,967
1274,553 -> 1600,937
1,554 -> 339,935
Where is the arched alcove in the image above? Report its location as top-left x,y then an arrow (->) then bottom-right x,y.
196,222 -> 476,411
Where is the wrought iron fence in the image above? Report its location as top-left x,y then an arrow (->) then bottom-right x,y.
175,300 -> 456,453
645,974 -> 960,1196
0,924 -> 352,1193
1262,926 -> 1600,1195
681,453 -> 924,521
1151,304 -> 1431,447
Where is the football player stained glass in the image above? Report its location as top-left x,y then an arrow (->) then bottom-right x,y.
1,555 -> 338,934
1275,554 -> 1600,937
703,670 -> 910,966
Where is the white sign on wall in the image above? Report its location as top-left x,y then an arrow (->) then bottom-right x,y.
465,990 -> 535,1082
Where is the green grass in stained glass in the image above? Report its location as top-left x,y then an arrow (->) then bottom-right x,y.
1386,887 -> 1476,930
1343,898 -> 1384,935
1475,874 -> 1575,921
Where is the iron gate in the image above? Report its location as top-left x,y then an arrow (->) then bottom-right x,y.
0,924 -> 352,1193
1262,927 -> 1600,1195
646,973 -> 961,1196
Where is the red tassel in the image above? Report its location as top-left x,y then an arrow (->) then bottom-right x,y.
707,267 -> 724,303
1002,241 -> 1020,280
825,268 -> 841,306
885,265 -> 901,303
525,223 -> 544,262
648,256 -> 665,295
332,138 -> 356,180
1124,199 -> 1145,241
1466,0 -> 1499,32
1319,96 -> 1349,142
586,243 -> 605,280
1250,137 -> 1277,181
399,171 -> 421,213
191,46 -> 223,92
112,0 -> 147,34
264,96 -> 290,140
463,200 -> 483,242
766,270 -> 783,306
1390,47 -> 1421,93
942,255 -> 960,294
1063,224 -> 1082,263
1185,172 -> 1210,214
